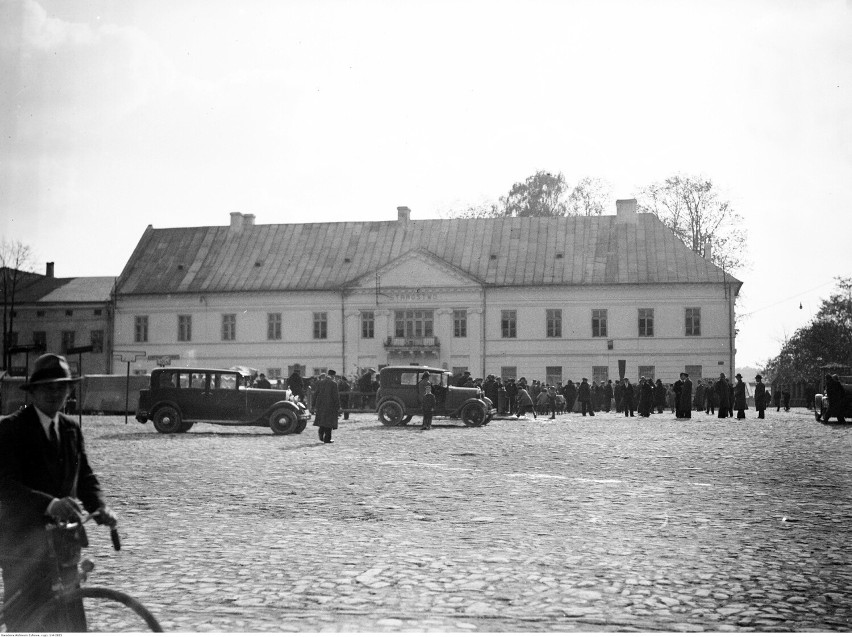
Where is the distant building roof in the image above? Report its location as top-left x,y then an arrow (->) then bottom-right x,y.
38,277 -> 114,303
116,213 -> 742,295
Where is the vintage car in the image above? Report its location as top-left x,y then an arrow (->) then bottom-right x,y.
136,367 -> 310,434
375,365 -> 496,427
813,364 -> 852,423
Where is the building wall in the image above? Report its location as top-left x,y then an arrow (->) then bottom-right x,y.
4,303 -> 113,375
114,280 -> 736,385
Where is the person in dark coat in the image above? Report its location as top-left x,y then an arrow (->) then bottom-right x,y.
614,380 -> 624,413
420,385 -> 436,430
563,380 -> 577,414
0,353 -> 117,632
676,373 -> 693,418
734,373 -> 748,419
694,382 -> 705,411
254,373 -> 272,389
774,385 -> 782,411
822,374 -> 848,423
602,380 -> 613,412
482,375 -> 499,407
313,370 -> 341,443
654,379 -> 666,414
715,373 -> 731,418
673,375 -> 684,418
288,369 -> 305,402
754,374 -> 767,419
577,378 -> 594,416
621,378 -> 635,416
338,375 -> 351,420
704,380 -> 717,414
636,377 -> 651,417
782,385 -> 791,412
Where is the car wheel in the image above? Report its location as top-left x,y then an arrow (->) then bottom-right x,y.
152,406 -> 183,434
269,408 -> 299,435
295,421 -> 307,434
378,401 -> 405,426
400,415 -> 414,425
178,421 -> 194,432
462,403 -> 486,427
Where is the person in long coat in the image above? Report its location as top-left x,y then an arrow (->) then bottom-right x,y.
715,373 -> 731,418
676,373 -> 693,418
673,375 -> 684,418
654,379 -> 667,414
621,378 -> 635,416
603,380 -> 613,412
614,380 -> 624,413
754,374 -> 767,419
313,370 -> 341,443
482,375 -> 499,407
694,382 -> 706,411
288,369 -> 305,402
577,378 -> 594,416
733,373 -> 748,419
704,380 -> 717,414
638,378 -> 653,417
563,380 -> 577,414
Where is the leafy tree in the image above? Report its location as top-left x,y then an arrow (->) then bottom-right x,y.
567,176 -> 611,216
1,239 -> 35,370
501,170 -> 570,218
763,278 -> 852,384
639,175 -> 747,274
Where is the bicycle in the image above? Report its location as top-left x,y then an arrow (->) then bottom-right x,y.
0,511 -> 163,632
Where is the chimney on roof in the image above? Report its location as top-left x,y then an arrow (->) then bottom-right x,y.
46,262 -> 54,277
704,240 -> 712,260
243,213 -> 255,228
397,206 -> 411,223
229,212 -> 244,233
615,198 -> 637,224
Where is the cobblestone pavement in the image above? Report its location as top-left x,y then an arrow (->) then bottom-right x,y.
4,408 -> 851,632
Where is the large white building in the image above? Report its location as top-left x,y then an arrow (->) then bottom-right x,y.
112,200 -> 742,384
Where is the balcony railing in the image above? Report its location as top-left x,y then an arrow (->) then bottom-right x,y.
384,336 -> 440,350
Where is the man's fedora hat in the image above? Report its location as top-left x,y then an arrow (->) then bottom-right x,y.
21,353 -> 81,390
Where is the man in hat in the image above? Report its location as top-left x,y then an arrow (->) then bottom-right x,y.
754,374 -> 767,419
0,353 -> 117,631
312,370 -> 341,443
577,378 -> 594,416
734,373 -> 748,419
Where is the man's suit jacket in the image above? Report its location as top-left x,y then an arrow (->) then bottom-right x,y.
0,405 -> 106,562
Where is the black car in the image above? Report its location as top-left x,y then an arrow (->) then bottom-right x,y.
136,367 -> 309,434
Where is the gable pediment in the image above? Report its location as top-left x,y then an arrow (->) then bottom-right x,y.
346,249 -> 481,290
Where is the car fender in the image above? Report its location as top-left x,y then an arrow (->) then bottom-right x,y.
814,394 -> 824,410
263,400 -> 308,420
150,400 -> 183,418
455,397 -> 489,417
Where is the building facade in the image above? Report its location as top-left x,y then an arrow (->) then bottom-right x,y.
112,201 -> 741,384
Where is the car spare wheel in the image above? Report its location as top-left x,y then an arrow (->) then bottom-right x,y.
378,401 -> 405,426
152,406 -> 184,434
269,408 -> 299,435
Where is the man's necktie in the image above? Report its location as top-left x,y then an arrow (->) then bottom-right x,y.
49,421 -> 60,455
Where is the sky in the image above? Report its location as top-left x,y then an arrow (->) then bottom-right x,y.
1,0 -> 851,368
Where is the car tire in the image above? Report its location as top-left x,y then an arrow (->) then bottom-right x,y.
152,406 -> 183,434
295,421 -> 307,434
378,401 -> 405,426
269,408 -> 299,435
400,415 -> 414,425
178,421 -> 194,432
461,403 -> 486,427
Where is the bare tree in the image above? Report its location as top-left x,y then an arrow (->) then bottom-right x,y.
638,175 -> 748,274
567,176 -> 611,216
1,239 -> 35,370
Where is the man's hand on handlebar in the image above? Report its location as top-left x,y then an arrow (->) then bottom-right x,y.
47,496 -> 84,521
93,506 -> 118,528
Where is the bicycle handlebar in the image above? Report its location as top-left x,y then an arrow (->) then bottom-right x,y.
52,509 -> 121,551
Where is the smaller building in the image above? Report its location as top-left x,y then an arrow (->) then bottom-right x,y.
1,262 -> 115,376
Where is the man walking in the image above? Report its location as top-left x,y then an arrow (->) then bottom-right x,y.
577,378 -> 594,416
716,373 -> 731,418
734,373 -> 748,419
313,370 -> 341,443
754,374 -> 767,419
621,378 -> 635,417
0,353 -> 117,632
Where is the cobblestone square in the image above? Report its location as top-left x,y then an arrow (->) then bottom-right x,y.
9,409 -> 850,632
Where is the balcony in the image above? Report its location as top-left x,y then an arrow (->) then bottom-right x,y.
384,336 -> 440,356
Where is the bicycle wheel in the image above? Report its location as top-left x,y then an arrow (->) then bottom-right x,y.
70,586 -> 163,632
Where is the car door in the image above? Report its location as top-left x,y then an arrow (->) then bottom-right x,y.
208,371 -> 248,422
178,371 -> 216,423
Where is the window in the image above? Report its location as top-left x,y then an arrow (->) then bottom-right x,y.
592,366 -> 609,384
178,315 -> 192,342
685,365 -> 703,380
592,309 -> 608,337
685,307 -> 701,336
313,312 -> 328,339
452,366 -> 468,377
546,309 -> 562,338
221,314 -> 236,341
134,316 -> 148,343
394,310 -> 433,338
638,365 -> 656,381
453,310 -> 467,338
501,366 -> 517,380
361,311 -> 374,339
501,310 -> 517,338
94,309 -> 102,316
65,310 -> 73,317
36,310 -> 45,318
90,330 -> 104,353
33,331 -> 46,352
61,331 -> 75,354
267,313 -> 282,340
267,368 -> 281,380
546,366 -> 562,386
313,367 -> 328,377
638,309 -> 654,337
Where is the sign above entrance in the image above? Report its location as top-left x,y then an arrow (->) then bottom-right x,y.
389,290 -> 437,302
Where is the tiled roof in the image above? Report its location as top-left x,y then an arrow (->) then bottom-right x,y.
38,277 -> 114,303
115,214 -> 742,295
